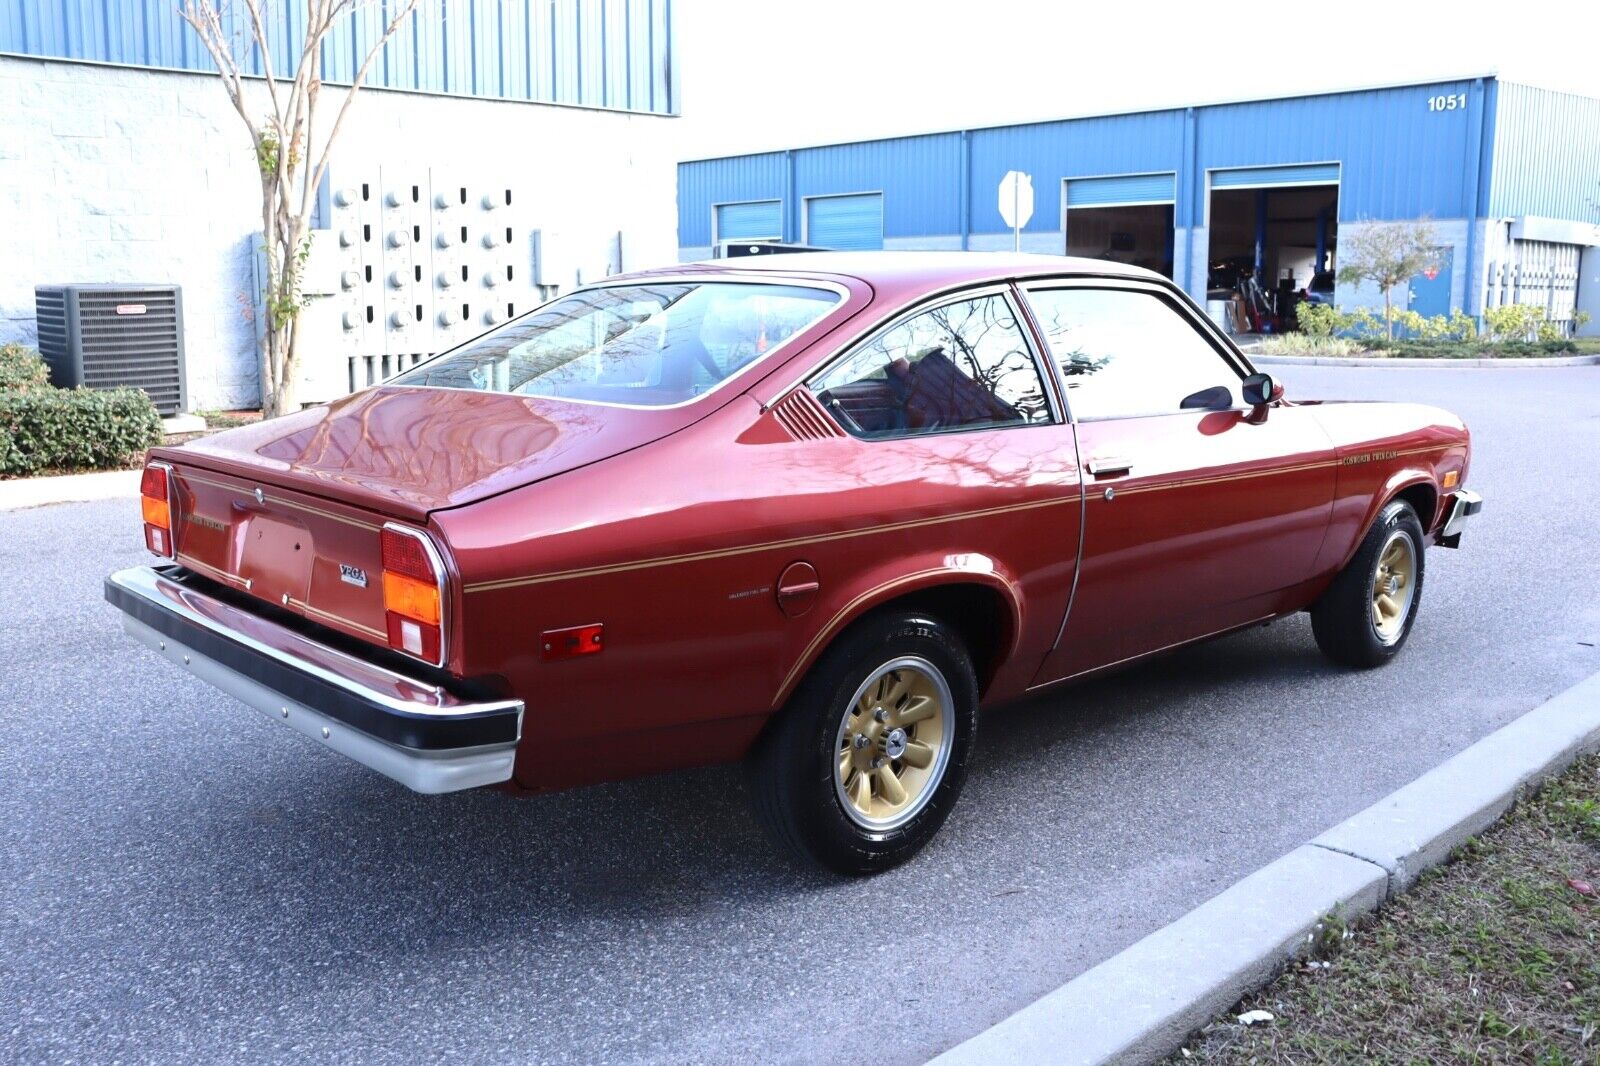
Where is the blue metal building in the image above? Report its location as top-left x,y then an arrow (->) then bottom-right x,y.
0,0 -> 678,114
678,76 -> 1600,331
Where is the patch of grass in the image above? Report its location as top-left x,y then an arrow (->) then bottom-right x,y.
1253,335 -> 1365,358
1173,755 -> 1600,1063
195,409 -> 261,431
1249,336 -> 1600,360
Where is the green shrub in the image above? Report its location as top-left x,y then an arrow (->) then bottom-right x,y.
1296,302 -> 1339,337
0,387 -> 163,476
0,341 -> 51,392
1484,303 -> 1548,342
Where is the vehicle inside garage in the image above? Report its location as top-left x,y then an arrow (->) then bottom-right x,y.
1207,173 -> 1338,333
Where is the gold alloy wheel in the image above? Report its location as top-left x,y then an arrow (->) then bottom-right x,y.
832,656 -> 954,830
1371,529 -> 1417,645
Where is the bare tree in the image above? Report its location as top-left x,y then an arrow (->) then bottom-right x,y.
1336,219 -> 1441,341
180,0 -> 418,417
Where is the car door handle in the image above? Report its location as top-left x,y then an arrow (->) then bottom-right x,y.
1086,457 -> 1133,478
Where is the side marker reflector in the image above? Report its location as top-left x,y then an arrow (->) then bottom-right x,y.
542,623 -> 604,661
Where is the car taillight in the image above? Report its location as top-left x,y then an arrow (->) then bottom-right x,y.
140,461 -> 174,558
381,524 -> 445,665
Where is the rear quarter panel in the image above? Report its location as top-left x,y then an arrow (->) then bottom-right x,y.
434,396 -> 1081,792
1306,401 -> 1470,577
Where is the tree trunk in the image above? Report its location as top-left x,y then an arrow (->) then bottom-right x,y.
1384,288 -> 1394,341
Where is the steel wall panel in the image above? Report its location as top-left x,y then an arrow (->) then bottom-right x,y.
602,0 -> 629,109
1194,82 -> 1478,220
626,0 -> 650,112
969,110 -> 1186,232
678,77 -> 1573,253
678,152 -> 787,246
575,0 -> 604,107
0,0 -> 676,114
442,0 -> 475,95
497,0 -> 527,99
1488,81 -> 1600,220
793,134 -> 963,237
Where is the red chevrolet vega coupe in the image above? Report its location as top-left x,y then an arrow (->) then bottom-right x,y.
107,252 -> 1480,874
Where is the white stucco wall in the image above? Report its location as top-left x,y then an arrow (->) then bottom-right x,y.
0,55 -> 679,409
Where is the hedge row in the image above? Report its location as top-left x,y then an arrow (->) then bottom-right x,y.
0,382 -> 164,476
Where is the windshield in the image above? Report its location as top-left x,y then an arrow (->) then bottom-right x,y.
391,281 -> 840,407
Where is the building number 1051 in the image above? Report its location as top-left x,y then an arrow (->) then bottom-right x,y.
1428,93 -> 1469,112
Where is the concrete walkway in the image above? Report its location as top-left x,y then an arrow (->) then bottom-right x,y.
0,469 -> 141,511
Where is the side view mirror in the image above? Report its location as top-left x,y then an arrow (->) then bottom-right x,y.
1242,372 -> 1281,407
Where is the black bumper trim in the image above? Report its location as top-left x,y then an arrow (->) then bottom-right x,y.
105,570 -> 520,752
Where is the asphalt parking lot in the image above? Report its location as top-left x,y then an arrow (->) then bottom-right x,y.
3,365 -> 1598,1065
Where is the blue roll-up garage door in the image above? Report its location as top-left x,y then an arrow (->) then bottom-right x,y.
716,200 -> 782,243
1065,173 -> 1176,207
805,193 -> 883,250
1211,163 -> 1340,189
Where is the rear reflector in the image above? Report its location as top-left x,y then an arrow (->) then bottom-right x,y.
542,623 -> 604,661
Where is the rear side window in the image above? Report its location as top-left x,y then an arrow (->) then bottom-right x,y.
810,293 -> 1051,439
393,282 -> 838,407
1024,287 -> 1243,419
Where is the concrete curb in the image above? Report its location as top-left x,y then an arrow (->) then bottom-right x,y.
930,669 -> 1600,1066
0,469 -> 141,511
1249,353 -> 1600,368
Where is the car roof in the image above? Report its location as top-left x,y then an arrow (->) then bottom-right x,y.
619,250 -> 1168,292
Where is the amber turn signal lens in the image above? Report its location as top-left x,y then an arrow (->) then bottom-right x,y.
382,570 -> 441,626
1442,470 -> 1460,489
141,495 -> 170,529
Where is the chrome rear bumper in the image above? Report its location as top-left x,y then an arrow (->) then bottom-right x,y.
105,565 -> 523,793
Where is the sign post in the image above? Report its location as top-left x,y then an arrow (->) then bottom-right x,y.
998,170 -> 1035,252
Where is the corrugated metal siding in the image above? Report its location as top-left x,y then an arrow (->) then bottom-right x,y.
0,0 -> 678,114
793,134 -> 963,238
678,77 -> 1556,253
678,152 -> 788,246
1488,81 -> 1600,220
970,110 -> 1186,232
1193,81 -> 1479,219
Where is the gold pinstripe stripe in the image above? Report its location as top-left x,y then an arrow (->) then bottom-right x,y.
771,567 -> 959,707
288,597 -> 386,639
463,495 -> 1081,593
176,551 -> 246,589
179,471 -> 382,531
463,445 -> 1448,593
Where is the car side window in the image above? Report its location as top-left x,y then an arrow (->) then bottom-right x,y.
1023,287 -> 1243,420
810,293 -> 1051,439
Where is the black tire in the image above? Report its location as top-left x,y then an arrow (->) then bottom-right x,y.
1311,499 -> 1426,668
746,610 -> 978,876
